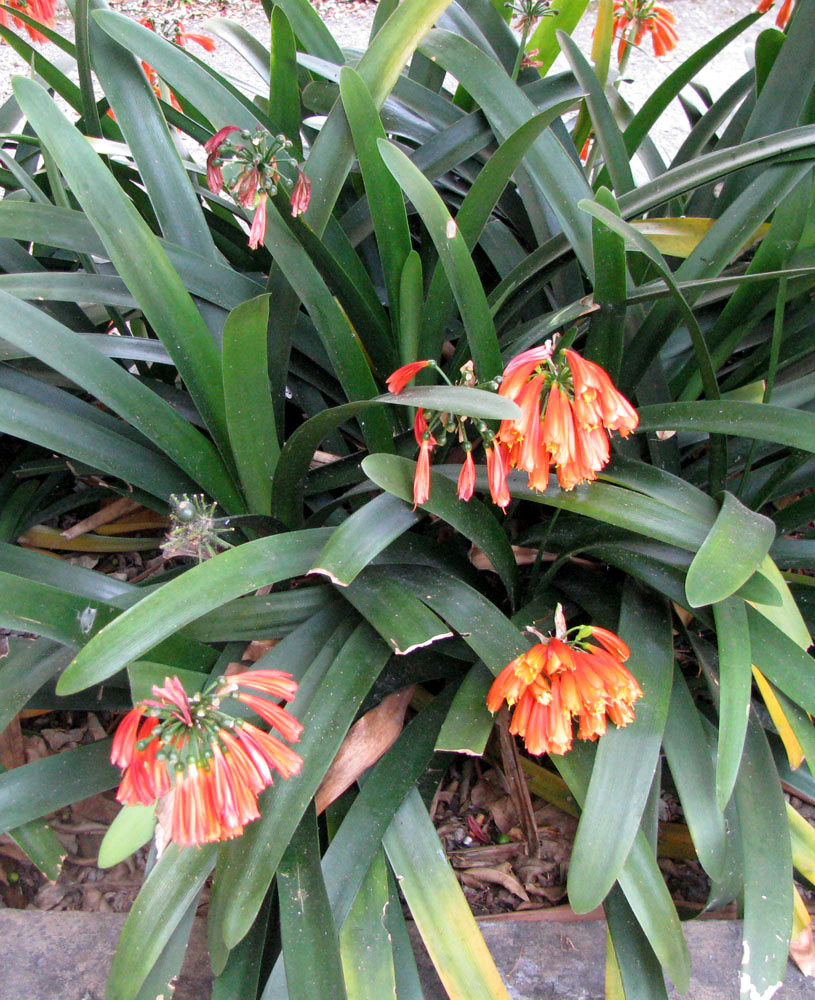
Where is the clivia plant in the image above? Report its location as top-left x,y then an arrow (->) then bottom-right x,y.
1,0 -> 815,997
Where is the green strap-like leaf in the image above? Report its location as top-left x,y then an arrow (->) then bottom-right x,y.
279,805 -> 348,1000
383,787 -> 511,1000
339,850 -> 396,1000
638,400 -> 815,452
378,138 -> 502,380
734,712 -> 794,1000
661,665 -> 727,878
712,597 -> 753,810
420,28 -> 594,273
222,294 -> 278,514
309,492 -> 421,587
685,491 -> 776,608
8,817 -> 65,882
558,32 -> 633,196
13,77 -> 232,462
93,10 -> 265,130
567,585 -> 673,913
344,570 -> 454,655
586,188 -> 627,381
0,289 -> 240,510
556,744 -> 690,993
341,67 -> 411,334
604,887 -> 669,1000
260,199 -> 395,457
107,844 -> 217,1000
261,688 -> 455,997
304,0 -> 457,233
0,385 -> 196,501
85,0 -> 219,259
0,740 -> 118,834
214,623 -> 391,950
57,528 -> 334,694
362,454 -> 518,601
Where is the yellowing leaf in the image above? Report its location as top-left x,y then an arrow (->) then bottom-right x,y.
629,217 -> 769,258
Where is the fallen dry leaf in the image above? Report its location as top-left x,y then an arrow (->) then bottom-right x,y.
60,497 -> 141,541
791,920 -> 815,978
316,686 -> 414,814
460,865 -> 530,902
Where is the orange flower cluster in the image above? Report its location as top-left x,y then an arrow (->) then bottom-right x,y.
612,0 -> 678,61
495,346 -> 639,495
0,0 -> 56,44
386,346 -> 638,509
139,17 -> 215,112
757,0 -> 795,28
487,619 -> 643,756
111,671 -> 303,847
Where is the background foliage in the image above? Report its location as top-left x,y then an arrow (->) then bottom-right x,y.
1,0 -> 815,996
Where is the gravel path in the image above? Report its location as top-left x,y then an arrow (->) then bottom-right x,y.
0,0 -> 769,159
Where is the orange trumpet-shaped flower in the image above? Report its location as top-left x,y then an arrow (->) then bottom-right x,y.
612,0 -> 678,62
111,670 -> 303,846
386,359 -> 432,394
412,408 -> 437,507
457,448 -> 477,501
757,0 -> 795,28
0,0 -> 57,45
494,345 -> 638,494
487,615 -> 642,757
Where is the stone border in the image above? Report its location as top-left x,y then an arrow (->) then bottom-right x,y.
2,911 -> 812,999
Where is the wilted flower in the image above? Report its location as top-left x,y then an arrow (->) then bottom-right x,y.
612,0 -> 678,62
289,170 -> 312,218
487,608 -> 643,756
1,0 -> 57,45
203,126 -> 305,250
111,670 -> 303,846
161,494 -> 234,563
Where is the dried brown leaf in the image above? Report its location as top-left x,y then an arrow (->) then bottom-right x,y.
460,865 -> 530,902
316,686 -> 415,814
790,921 -> 815,978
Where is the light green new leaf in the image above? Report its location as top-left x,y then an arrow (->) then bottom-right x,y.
98,803 -> 157,869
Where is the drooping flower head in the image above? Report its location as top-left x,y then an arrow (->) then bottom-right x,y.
494,340 -> 638,493
487,607 -> 643,756
111,669 -> 304,847
612,0 -> 678,63
203,126 -> 305,249
138,17 -> 216,111
384,343 -> 637,508
1,0 -> 57,45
